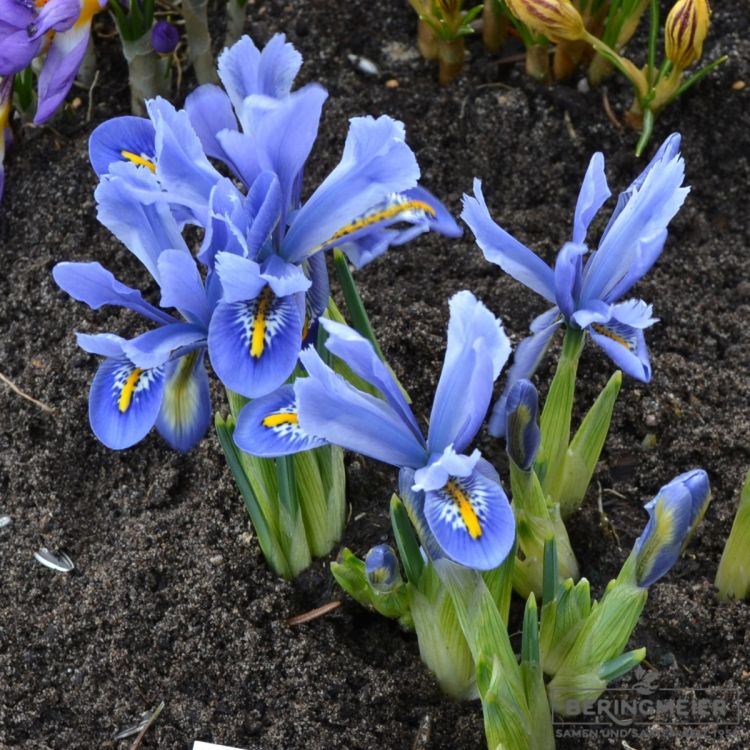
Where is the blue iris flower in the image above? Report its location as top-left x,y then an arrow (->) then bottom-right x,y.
85,33 -> 460,402
462,134 -> 688,436
233,291 -> 516,571
52,250 -> 213,451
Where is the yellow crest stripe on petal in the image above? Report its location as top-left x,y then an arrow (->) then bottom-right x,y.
446,479 -> 483,539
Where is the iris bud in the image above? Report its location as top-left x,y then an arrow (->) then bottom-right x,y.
505,379 -> 540,471
365,544 -> 402,592
505,0 -> 586,43
665,0 -> 711,70
633,469 -> 710,588
151,21 -> 180,55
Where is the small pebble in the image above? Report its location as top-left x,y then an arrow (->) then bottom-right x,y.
645,414 -> 657,427
238,531 -> 254,548
209,554 -> 224,566
385,78 -> 399,89
347,54 -> 379,77
0,515 -> 11,529
577,78 -> 590,94
732,80 -> 746,91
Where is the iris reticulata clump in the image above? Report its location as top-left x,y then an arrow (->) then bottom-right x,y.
53,33 -> 459,578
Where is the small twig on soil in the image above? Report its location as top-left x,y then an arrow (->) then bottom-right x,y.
412,714 -> 432,750
129,701 -> 165,750
86,69 -> 100,123
597,481 -> 621,546
0,371 -> 55,415
602,88 -> 623,129
495,51 -> 533,66
287,600 -> 341,627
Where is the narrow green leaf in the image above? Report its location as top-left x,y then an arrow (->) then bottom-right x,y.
557,370 -> 622,518
535,326 -> 584,496
215,414 -> 291,577
542,536 -> 559,606
390,495 -> 425,587
715,468 -> 750,600
332,248 -> 385,360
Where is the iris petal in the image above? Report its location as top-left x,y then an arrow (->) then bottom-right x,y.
296,347 -> 426,468
208,290 -> 304,397
234,384 -> 328,457
155,352 -> 211,452
428,291 -> 510,453
461,179 -> 556,304
423,469 -> 515,571
89,116 -> 156,176
88,356 -> 165,449
589,319 -> 651,381
572,152 -> 610,244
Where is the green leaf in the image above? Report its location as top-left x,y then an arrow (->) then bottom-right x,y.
390,495 -> 425,587
715,468 -> 750,601
535,326 -> 584,497
557,370 -> 622,518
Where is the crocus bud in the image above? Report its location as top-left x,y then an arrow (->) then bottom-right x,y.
365,544 -> 402,592
505,0 -> 586,43
665,0 -> 711,70
633,469 -> 710,588
505,379 -> 540,471
151,21 -> 180,55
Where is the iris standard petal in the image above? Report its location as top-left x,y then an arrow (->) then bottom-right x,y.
157,250 -> 212,327
487,309 -> 562,437
428,290 -> 510,453
52,261 -> 176,325
253,84 -> 327,217
89,116 -> 156,176
296,347 -> 427,468
412,446 -> 481,493
580,139 -> 688,304
95,164 -> 190,282
34,21 -> 90,125
281,115 -> 420,263
217,34 -> 301,122
208,290 -> 304,397
589,319 -> 651,381
318,318 -> 423,442
184,83 -> 239,169
88,355 -> 166,449
147,97 -> 222,217
197,178 -> 249,268
601,133 -> 682,238
554,241 -> 586,319
572,151 -> 610,244
234,384 -> 328,457
461,179 -> 556,303
245,172 -> 282,258
121,322 -> 207,369
214,252 -> 265,303
155,351 -> 211,452
423,468 -> 515,571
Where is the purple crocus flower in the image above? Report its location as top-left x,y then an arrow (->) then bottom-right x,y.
234,291 -> 516,571
0,75 -> 12,202
0,0 -> 106,124
462,134 -> 688,436
151,20 -> 179,54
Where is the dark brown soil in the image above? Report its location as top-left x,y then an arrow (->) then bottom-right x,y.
1,1 -> 749,748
